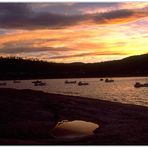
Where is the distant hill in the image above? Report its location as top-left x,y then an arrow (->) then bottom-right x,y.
0,54 -> 147,80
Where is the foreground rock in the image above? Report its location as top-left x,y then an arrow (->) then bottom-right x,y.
0,88 -> 148,145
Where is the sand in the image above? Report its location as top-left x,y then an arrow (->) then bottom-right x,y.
0,88 -> 148,145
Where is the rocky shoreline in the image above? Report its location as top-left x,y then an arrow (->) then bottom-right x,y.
0,88 -> 148,145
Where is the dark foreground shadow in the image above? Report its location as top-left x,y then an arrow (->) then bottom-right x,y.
0,88 -> 148,145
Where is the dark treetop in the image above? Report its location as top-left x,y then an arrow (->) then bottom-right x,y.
0,53 -> 147,80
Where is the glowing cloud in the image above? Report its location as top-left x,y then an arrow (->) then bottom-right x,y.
0,2 -> 147,63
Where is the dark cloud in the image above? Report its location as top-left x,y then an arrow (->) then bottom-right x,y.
0,46 -> 72,54
0,3 -> 35,29
0,3 -> 31,28
97,9 -> 133,20
31,3 -> 120,15
25,13 -> 86,29
0,3 -> 87,29
0,3 -> 30,14
0,3 -> 146,30
111,9 -> 133,18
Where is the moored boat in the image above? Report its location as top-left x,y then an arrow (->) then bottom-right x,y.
78,81 -> 89,86
134,82 -> 148,88
32,80 -> 42,84
32,80 -> 46,86
105,78 -> 114,83
100,78 -> 104,81
34,82 -> 46,86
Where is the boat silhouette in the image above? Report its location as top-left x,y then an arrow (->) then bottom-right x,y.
134,82 -> 148,88
78,81 -> 89,86
32,80 -> 46,86
105,78 -> 114,83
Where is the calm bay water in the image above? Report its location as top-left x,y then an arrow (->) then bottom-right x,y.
0,77 -> 148,107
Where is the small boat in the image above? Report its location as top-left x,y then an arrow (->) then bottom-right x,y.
100,78 -> 104,81
32,80 -> 42,84
134,82 -> 148,88
0,82 -> 7,86
32,80 -> 46,86
13,80 -> 21,83
65,80 -> 77,84
34,82 -> 46,86
105,78 -> 114,83
78,81 -> 89,86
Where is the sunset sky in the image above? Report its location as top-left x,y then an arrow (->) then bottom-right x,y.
0,2 -> 148,63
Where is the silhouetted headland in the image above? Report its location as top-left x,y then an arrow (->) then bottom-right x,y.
0,53 -> 147,80
0,88 -> 148,144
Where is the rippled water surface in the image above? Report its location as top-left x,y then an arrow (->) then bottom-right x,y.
0,77 -> 148,106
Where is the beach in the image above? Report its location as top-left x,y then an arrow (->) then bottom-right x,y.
0,88 -> 148,145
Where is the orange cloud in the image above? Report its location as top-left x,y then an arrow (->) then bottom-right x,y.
0,3 -> 148,63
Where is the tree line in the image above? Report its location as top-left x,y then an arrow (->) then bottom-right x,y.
0,54 -> 147,80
